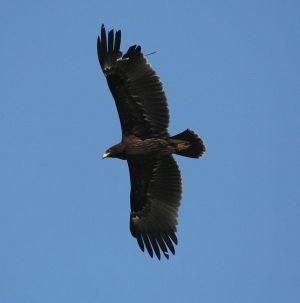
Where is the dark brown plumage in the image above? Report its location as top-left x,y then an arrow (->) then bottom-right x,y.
97,24 -> 205,259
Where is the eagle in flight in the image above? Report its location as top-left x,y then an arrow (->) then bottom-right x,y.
97,24 -> 205,259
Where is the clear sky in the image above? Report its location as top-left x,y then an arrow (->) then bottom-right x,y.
1,0 -> 299,302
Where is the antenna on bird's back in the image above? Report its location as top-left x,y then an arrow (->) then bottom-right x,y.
145,51 -> 157,57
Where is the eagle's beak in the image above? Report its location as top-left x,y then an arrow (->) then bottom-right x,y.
102,152 -> 110,159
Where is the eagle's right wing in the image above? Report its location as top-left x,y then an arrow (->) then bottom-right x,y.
127,155 -> 182,259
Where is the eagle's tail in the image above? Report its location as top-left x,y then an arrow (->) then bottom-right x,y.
171,129 -> 206,158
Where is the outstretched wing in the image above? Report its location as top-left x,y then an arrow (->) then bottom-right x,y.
97,24 -> 169,139
128,156 -> 182,259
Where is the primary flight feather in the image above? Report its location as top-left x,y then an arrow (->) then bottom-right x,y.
97,24 -> 205,259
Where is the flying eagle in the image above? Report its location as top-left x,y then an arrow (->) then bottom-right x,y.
97,24 -> 205,259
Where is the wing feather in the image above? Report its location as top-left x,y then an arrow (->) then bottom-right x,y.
128,156 -> 182,259
97,24 -> 169,139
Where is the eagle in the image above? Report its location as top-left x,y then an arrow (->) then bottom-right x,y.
97,24 -> 205,259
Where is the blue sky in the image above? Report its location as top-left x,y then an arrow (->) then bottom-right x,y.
1,0 -> 299,302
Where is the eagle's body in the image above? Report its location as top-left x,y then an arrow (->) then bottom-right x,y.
97,25 -> 205,259
103,135 -> 191,159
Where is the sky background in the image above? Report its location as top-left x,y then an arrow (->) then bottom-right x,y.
0,0 -> 299,302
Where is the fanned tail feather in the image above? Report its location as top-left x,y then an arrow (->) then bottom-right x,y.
171,129 -> 206,158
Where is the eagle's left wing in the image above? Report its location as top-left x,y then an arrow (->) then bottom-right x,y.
97,24 -> 170,139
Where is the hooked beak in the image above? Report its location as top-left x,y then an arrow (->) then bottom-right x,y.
102,152 -> 110,159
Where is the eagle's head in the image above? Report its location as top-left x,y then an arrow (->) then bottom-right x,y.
102,143 -> 126,160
